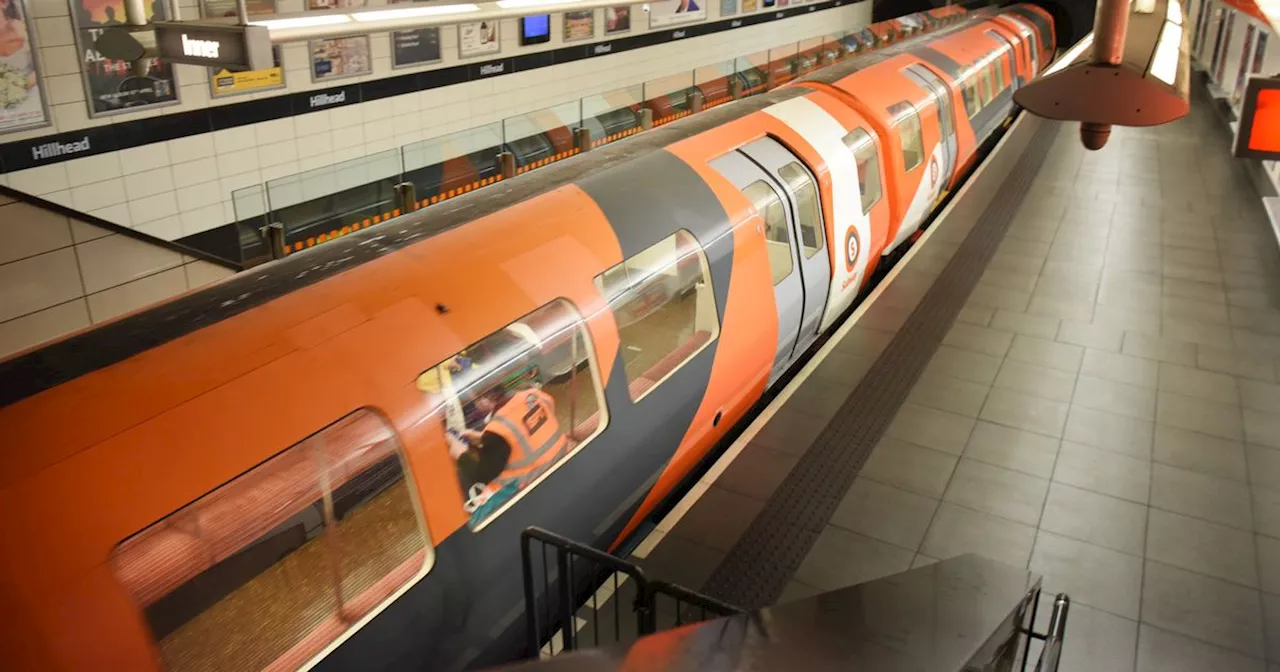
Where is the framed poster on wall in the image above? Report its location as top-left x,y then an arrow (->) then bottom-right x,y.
648,0 -> 705,27
391,0 -> 442,69
720,0 -> 737,16
311,36 -> 372,81
0,0 -> 52,134
69,0 -> 179,117
741,0 -> 756,12
459,20 -> 500,58
202,0 -> 285,97
604,5 -> 630,33
308,0 -> 364,8
564,10 -> 595,42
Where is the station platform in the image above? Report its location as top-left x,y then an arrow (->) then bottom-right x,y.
616,92 -> 1280,670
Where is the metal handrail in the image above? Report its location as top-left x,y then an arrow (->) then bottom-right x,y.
1033,594 -> 1071,672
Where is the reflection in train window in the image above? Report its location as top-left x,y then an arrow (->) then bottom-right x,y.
843,128 -> 881,215
778,162 -> 825,259
743,182 -> 794,284
595,230 -> 721,402
980,63 -> 994,105
889,101 -> 924,172
416,299 -> 608,530
110,410 -> 429,672
963,76 -> 980,118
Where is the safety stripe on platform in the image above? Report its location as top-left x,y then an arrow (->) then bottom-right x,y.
699,122 -> 1058,609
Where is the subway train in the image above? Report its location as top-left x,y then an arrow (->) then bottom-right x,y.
0,5 -> 1055,672
244,5 -> 969,264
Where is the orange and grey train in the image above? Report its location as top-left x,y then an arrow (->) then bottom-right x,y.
0,5 -> 1054,672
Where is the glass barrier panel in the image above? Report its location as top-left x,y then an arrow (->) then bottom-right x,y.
502,100 -> 583,174
232,184 -> 270,266
821,33 -> 848,62
400,122 -> 504,207
580,84 -> 644,149
642,71 -> 697,126
264,150 -> 404,247
694,59 -> 736,110
794,38 -> 824,78
735,50 -> 770,98
768,43 -> 800,87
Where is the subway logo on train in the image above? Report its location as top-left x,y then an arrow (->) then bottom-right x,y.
0,4 -> 1054,671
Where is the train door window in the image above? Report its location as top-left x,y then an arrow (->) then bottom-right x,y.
417,299 -> 608,530
962,76 -> 979,117
110,409 -> 430,672
777,162 -> 825,258
743,181 -> 795,284
595,230 -> 720,402
843,128 -> 881,214
980,62 -> 994,105
888,101 -> 924,171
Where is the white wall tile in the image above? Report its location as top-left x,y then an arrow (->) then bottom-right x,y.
183,259 -> 235,288
44,73 -> 84,105
254,118 -> 296,144
180,203 -> 226,236
76,233 -> 182,294
88,202 -> 132,227
0,248 -> 83,322
39,45 -> 79,76
71,178 -> 127,212
0,299 -> 91,358
86,267 -> 189,323
128,191 -> 180,225
213,125 -> 258,154
296,132 -> 334,159
35,17 -> 75,47
134,218 -> 185,241
168,134 -> 216,163
294,110 -> 331,136
219,170 -> 262,196
216,147 -> 260,177
257,139 -> 299,168
0,201 -> 72,264
7,163 -> 70,196
64,153 -> 123,185
124,167 -> 176,200
171,157 -> 219,189
331,125 -> 366,150
52,101 -> 93,130
119,144 -> 173,176
176,180 -> 224,211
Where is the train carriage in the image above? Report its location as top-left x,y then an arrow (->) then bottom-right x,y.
0,5 -> 1056,672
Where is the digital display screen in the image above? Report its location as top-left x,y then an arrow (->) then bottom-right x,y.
521,15 -> 551,45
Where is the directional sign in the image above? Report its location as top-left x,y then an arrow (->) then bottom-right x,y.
153,22 -> 273,71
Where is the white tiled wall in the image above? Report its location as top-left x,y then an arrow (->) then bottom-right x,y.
0,0 -> 871,241
0,192 -> 236,359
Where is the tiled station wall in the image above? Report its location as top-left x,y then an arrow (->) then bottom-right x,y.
0,191 -> 234,359
0,0 -> 871,245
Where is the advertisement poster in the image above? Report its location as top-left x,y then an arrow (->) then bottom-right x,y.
563,10 -> 595,42
70,0 -> 179,117
202,0 -> 284,97
720,0 -> 737,15
0,0 -> 50,134
604,5 -> 630,33
307,0 -> 363,8
459,20 -> 499,58
392,25 -> 441,68
648,0 -> 706,28
741,0 -> 756,11
311,36 -> 372,81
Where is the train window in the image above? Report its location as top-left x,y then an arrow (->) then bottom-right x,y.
888,101 -> 924,172
778,162 -> 825,259
980,63 -> 994,106
743,181 -> 794,284
962,78 -> 979,118
595,230 -> 720,402
417,299 -> 608,530
110,409 -> 430,672
842,128 -> 882,215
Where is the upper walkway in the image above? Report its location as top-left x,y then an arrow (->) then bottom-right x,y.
623,87 -> 1280,671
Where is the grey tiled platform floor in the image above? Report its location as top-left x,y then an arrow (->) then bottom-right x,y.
632,105 -> 1280,671
807,109 -> 1280,669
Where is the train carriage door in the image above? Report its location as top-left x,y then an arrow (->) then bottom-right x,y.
739,137 -> 832,360
903,64 -> 956,189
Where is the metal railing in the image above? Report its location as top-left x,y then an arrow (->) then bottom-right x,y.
1027,592 -> 1071,672
519,526 -> 741,658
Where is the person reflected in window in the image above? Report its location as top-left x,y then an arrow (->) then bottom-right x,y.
455,385 -> 569,515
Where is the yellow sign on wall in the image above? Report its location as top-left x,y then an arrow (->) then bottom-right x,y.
211,65 -> 285,96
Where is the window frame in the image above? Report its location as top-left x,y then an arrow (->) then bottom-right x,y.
777,161 -> 826,260
889,100 -> 925,172
109,408 -> 434,672
419,298 -> 611,531
594,230 -> 721,402
743,180 -> 795,285
842,127 -> 882,215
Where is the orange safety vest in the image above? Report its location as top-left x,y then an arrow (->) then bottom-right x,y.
485,388 -> 568,489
